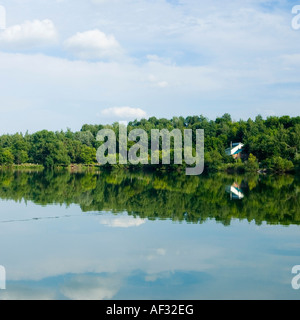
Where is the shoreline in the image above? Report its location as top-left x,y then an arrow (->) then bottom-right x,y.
0,163 -> 298,175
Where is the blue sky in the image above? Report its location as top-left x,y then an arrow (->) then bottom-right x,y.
0,0 -> 299,134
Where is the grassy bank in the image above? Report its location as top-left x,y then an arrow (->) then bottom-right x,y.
0,161 -> 298,175
0,164 -> 44,172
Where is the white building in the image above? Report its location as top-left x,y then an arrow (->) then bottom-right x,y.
225,142 -> 244,159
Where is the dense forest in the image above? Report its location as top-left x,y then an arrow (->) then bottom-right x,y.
0,114 -> 299,172
0,170 -> 299,226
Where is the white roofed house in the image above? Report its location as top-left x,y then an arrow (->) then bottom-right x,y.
225,142 -> 245,160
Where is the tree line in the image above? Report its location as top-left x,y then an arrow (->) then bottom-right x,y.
0,114 -> 299,172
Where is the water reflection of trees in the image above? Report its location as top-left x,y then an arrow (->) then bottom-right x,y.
0,169 -> 299,226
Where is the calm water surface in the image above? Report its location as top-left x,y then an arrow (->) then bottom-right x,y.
0,170 -> 299,300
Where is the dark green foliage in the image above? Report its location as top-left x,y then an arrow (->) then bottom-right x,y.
0,114 -> 299,171
264,156 -> 294,172
29,130 -> 71,168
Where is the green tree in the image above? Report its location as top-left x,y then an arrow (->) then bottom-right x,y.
79,145 -> 96,164
29,130 -> 70,167
15,150 -> 29,164
75,131 -> 95,147
245,153 -> 259,172
266,156 -> 294,172
0,148 -> 14,165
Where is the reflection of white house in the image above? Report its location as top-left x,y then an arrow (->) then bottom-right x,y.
226,183 -> 244,200
225,142 -> 244,159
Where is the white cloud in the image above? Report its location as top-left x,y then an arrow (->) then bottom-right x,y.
64,29 -> 122,60
0,0 -> 298,134
101,107 -> 147,119
98,215 -> 146,228
0,19 -> 58,49
156,248 -> 166,256
145,271 -> 172,282
60,275 -> 121,300
148,74 -> 169,88
146,55 -> 172,65
146,248 -> 167,261
157,81 -> 169,88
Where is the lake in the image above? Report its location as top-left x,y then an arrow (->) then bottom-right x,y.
0,169 -> 299,300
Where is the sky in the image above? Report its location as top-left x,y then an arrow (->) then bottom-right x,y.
0,0 -> 299,134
